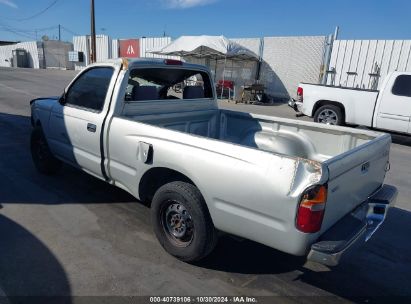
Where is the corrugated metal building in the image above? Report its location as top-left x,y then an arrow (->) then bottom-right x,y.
140,37 -> 174,58
112,37 -> 177,59
72,35 -> 89,69
0,41 -> 40,68
72,34 -> 112,70
327,39 -> 411,90
74,36 -> 174,69
112,39 -> 119,58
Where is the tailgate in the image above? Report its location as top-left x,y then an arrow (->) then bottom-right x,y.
320,133 -> 391,233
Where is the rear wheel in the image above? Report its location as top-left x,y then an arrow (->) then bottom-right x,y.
30,127 -> 62,175
151,181 -> 217,262
314,104 -> 344,126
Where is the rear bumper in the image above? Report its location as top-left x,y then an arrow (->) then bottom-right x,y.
307,184 -> 397,266
288,98 -> 297,110
288,99 -> 304,113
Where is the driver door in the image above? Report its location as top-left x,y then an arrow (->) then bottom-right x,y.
48,67 -> 115,177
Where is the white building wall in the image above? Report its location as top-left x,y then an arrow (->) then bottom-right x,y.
96,34 -> 112,62
140,37 -> 178,59
73,35 -> 112,70
261,36 -> 326,99
327,39 -> 411,90
73,35 -> 89,70
112,39 -> 119,58
0,41 -> 39,68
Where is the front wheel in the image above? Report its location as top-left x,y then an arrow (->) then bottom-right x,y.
30,127 -> 62,175
151,181 -> 218,262
314,105 -> 344,126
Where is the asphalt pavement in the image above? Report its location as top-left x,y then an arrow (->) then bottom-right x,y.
0,67 -> 410,303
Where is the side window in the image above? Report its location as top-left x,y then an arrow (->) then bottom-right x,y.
65,67 -> 114,111
392,75 -> 411,98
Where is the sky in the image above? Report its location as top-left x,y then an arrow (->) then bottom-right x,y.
0,0 -> 410,42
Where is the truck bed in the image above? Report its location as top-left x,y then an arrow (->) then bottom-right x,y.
122,100 -> 380,161
118,101 -> 390,250
298,83 -> 380,126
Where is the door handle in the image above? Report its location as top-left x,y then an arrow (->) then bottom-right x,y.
87,123 -> 96,133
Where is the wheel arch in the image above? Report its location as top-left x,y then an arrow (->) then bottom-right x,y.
312,100 -> 346,120
138,167 -> 198,204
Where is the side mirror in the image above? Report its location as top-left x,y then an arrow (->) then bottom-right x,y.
58,92 -> 66,105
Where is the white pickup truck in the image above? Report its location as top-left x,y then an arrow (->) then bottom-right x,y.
290,71 -> 411,134
30,58 -> 397,266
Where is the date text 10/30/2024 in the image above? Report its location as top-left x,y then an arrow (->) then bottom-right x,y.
149,296 -> 258,303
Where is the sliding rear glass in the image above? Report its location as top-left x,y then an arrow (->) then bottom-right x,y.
125,68 -> 214,102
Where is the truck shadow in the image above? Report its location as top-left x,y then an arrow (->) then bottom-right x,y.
391,133 -> 411,147
0,214 -> 71,303
199,207 -> 411,301
0,113 -> 135,206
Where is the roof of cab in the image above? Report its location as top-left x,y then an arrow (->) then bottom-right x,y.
126,57 -> 209,71
89,57 -> 209,72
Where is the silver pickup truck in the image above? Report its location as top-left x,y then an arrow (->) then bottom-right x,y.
30,58 -> 397,266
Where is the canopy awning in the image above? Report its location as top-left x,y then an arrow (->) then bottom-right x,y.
148,35 -> 259,61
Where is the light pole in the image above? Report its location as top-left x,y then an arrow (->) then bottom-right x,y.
90,0 -> 97,63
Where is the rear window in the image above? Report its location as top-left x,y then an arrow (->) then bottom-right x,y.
392,75 -> 411,97
125,68 -> 214,102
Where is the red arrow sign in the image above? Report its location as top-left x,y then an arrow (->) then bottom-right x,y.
119,39 -> 140,58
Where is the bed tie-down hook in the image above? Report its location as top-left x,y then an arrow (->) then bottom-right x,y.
385,161 -> 391,172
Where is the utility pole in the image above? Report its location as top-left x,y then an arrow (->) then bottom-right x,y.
58,24 -> 61,41
90,0 -> 97,63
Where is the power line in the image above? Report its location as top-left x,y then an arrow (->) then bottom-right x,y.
0,20 -> 80,41
0,24 -> 58,34
2,0 -> 61,22
60,25 -> 79,36
0,26 -> 36,40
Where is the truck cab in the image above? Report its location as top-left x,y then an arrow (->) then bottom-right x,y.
374,72 -> 411,133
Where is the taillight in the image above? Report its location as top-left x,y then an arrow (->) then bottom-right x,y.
296,185 -> 327,233
296,86 -> 303,102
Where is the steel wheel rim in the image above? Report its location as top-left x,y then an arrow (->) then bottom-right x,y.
160,200 -> 194,247
317,109 -> 338,125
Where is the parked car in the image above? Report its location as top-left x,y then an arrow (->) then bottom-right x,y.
289,71 -> 411,134
30,58 -> 397,266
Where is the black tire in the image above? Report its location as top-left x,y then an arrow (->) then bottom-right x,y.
30,127 -> 62,175
151,181 -> 217,262
314,104 -> 344,126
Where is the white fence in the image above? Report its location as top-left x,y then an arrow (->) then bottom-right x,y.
261,36 -> 327,99
0,41 -> 39,68
327,39 -> 411,90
